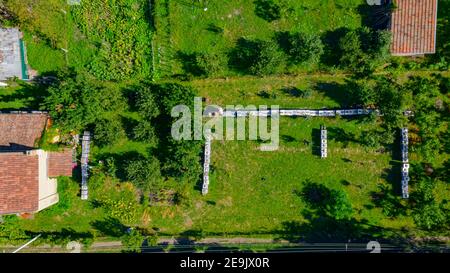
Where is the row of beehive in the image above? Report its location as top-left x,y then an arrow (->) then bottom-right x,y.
222,108 -> 379,117
401,128 -> 409,199
202,135 -> 212,195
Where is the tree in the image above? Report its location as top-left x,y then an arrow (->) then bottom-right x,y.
126,157 -> 163,192
287,32 -> 324,65
94,117 -> 126,147
133,84 -> 160,144
346,78 -> 377,106
374,76 -> 407,132
404,76 -> 448,162
412,177 -> 446,230
339,28 -> 391,76
230,38 -> 285,76
413,202 -> 446,230
163,138 -> 203,184
41,69 -> 125,133
325,189 -> 354,221
121,229 -> 143,253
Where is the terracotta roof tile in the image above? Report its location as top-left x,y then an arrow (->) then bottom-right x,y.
0,152 -> 39,214
391,0 -> 438,56
0,113 -> 48,151
48,149 -> 74,177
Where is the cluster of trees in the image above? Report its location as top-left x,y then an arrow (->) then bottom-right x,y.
42,69 -> 126,134
184,26 -> 390,78
346,73 -> 448,156
41,70 -> 203,198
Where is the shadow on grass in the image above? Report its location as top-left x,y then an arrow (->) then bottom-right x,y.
91,217 -> 127,237
25,228 -> 95,246
327,127 -> 358,148
311,128 -> 321,157
0,72 -> 59,110
313,81 -> 353,108
320,27 -> 350,67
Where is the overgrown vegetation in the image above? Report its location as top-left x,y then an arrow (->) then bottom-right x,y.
1,0 -> 449,250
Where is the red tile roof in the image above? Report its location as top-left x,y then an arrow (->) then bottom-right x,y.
48,149 -> 74,177
391,0 -> 438,56
0,113 -> 49,151
0,152 -> 39,215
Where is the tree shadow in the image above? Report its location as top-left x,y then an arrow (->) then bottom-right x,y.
91,217 -> 127,237
25,228 -> 95,246
120,115 -> 140,140
314,81 -> 352,108
327,127 -> 358,148
176,51 -> 204,77
320,27 -> 350,67
205,23 -> 223,34
311,128 -> 321,157
228,37 -> 261,74
370,183 -> 407,218
281,135 -> 296,143
253,0 -> 281,22
0,74 -> 54,110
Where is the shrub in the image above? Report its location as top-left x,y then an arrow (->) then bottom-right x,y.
94,117 -> 126,147
195,51 -> 227,77
338,28 -> 391,76
254,0 -> 281,22
121,229 -> 144,253
231,38 -> 286,76
125,157 -> 163,192
286,32 -> 324,65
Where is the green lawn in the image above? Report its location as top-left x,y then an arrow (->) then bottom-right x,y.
156,0 -> 363,76
191,74 -> 352,108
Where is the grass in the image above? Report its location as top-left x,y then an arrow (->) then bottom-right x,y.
157,0 -> 363,76
144,117 -> 417,236
191,74 -> 353,108
2,0 -> 449,247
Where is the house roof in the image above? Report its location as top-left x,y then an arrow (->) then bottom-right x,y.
48,149 -> 74,177
390,0 -> 438,56
0,152 -> 39,215
0,113 -> 49,151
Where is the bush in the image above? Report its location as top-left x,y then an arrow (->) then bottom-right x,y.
254,0 -> 281,22
338,28 -> 391,76
121,229 -> 144,253
125,157 -> 163,192
286,32 -> 324,65
231,38 -> 286,76
195,51 -> 227,77
94,117 -> 126,147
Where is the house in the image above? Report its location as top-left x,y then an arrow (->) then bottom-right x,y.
0,112 -> 74,215
0,28 -> 29,81
390,0 -> 438,56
